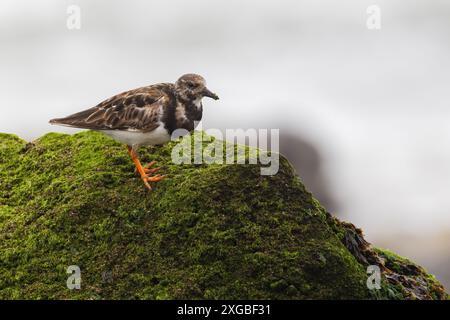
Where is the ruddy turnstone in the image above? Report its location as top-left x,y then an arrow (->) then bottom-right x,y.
50,73 -> 219,190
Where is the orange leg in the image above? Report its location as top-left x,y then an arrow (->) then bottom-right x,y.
127,146 -> 165,190
144,161 -> 161,175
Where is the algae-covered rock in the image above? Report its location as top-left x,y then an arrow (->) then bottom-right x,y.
0,131 -> 447,299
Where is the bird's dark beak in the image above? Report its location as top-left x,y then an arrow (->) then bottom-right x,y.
202,88 -> 219,100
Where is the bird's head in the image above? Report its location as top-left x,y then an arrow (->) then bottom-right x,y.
175,74 -> 219,103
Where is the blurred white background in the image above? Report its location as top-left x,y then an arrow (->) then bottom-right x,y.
1,0 -> 449,288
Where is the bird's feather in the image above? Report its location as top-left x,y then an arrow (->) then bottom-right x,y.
50,84 -> 173,132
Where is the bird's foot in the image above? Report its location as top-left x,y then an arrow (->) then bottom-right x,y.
143,161 -> 161,175
140,162 -> 166,190
134,161 -> 162,176
140,173 -> 166,190
144,174 -> 166,183
127,146 -> 166,191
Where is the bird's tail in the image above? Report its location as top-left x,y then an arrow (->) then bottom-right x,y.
48,117 -> 77,128
49,107 -> 98,129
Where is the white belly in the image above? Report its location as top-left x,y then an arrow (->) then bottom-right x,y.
101,124 -> 171,147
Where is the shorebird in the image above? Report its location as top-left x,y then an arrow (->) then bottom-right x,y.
50,73 -> 219,190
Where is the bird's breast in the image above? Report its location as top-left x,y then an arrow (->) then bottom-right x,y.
175,103 -> 202,132
101,124 -> 171,147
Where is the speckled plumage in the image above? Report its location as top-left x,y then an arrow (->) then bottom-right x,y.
50,74 -> 219,147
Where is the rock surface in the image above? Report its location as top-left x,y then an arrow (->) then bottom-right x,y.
0,131 -> 447,299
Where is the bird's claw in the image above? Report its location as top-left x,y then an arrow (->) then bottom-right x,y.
144,167 -> 161,174
141,178 -> 152,191
144,174 -> 166,183
144,161 -> 157,169
140,174 -> 166,191
143,161 -> 162,174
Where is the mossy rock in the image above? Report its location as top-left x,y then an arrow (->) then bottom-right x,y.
0,131 -> 447,299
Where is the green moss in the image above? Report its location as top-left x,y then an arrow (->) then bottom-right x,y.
374,248 -> 448,300
0,130 -> 447,299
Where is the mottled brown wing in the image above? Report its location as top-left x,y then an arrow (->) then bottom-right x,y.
50,85 -> 170,132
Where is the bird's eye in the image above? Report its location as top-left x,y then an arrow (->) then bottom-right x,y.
187,82 -> 196,89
